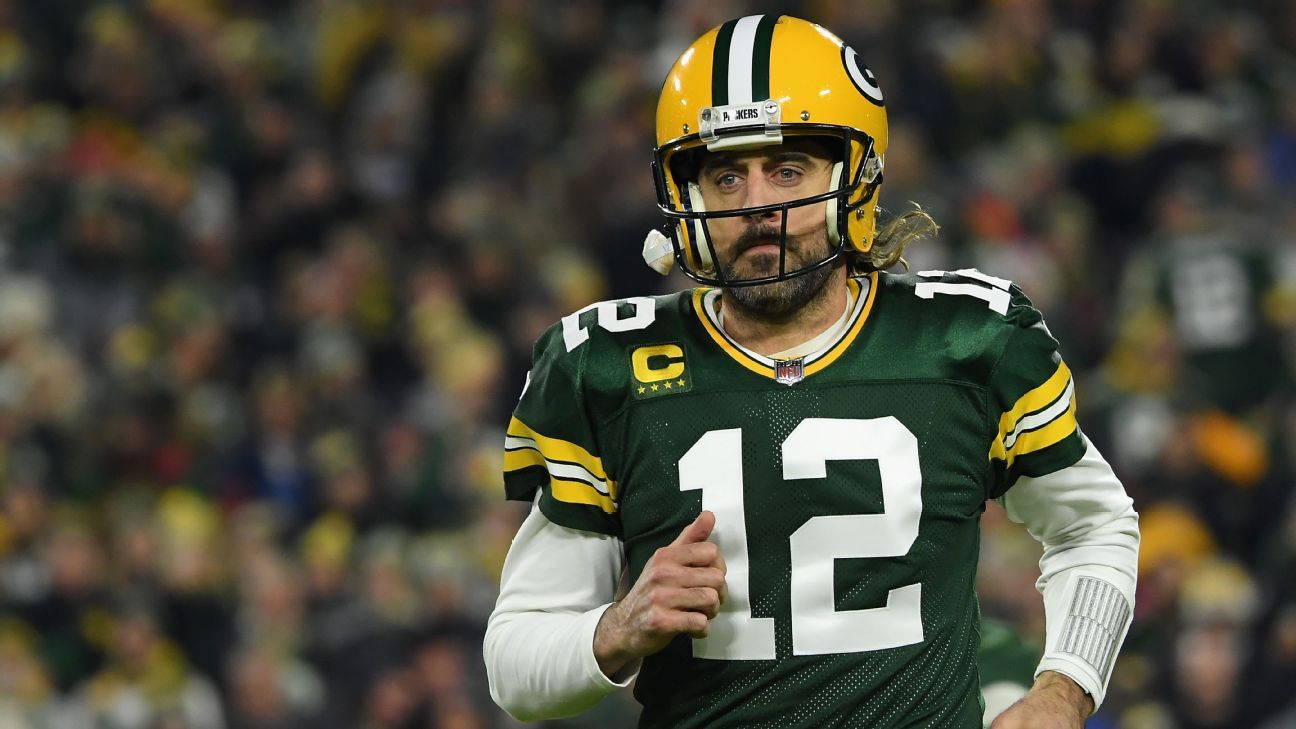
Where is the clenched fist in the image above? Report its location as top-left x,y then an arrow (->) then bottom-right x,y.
594,511 -> 728,677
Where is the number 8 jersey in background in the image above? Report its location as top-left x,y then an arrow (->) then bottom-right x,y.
502,270 -> 1087,729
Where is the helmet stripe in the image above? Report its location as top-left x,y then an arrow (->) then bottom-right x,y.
750,15 -> 778,102
725,15 -> 763,104
711,16 -> 779,106
710,19 -> 738,106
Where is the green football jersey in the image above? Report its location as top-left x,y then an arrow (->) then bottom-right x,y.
503,270 -> 1086,728
1148,240 -> 1286,411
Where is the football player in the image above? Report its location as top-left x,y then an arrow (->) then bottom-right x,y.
484,15 -> 1139,728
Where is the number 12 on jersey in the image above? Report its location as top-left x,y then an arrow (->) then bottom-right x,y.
679,417 -> 925,660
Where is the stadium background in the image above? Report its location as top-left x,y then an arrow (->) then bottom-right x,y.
1,0 -> 1294,727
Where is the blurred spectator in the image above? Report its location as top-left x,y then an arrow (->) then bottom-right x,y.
226,646 -> 323,729
66,604 -> 225,729
0,1 -> 1293,727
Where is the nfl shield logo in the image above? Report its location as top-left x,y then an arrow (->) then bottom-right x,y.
774,356 -> 805,386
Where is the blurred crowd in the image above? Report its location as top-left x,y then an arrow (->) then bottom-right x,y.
0,0 -> 1293,727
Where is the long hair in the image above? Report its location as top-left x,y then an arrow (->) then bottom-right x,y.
847,203 -> 940,273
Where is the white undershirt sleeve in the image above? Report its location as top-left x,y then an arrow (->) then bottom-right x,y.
998,434 -> 1140,710
484,501 -> 635,720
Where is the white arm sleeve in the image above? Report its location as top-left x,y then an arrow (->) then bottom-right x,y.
484,501 -> 635,720
999,434 -> 1140,710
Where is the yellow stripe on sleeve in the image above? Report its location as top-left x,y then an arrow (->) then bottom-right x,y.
990,361 -> 1071,461
551,479 -> 619,514
989,434 -> 1007,463
507,417 -> 608,481
998,360 -> 1071,437
1005,396 -> 1078,464
503,447 -> 545,473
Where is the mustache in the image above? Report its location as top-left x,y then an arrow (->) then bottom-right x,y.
734,226 -> 787,255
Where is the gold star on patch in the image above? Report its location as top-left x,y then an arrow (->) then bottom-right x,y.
663,381 -> 673,390
678,379 -> 686,387
650,383 -> 659,392
637,386 -> 646,394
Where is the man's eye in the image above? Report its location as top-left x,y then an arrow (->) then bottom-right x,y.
716,173 -> 740,188
775,168 -> 803,183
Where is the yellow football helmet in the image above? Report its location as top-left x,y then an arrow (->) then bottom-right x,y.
649,15 -> 887,286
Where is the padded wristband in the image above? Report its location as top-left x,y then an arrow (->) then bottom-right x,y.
1058,576 -> 1131,684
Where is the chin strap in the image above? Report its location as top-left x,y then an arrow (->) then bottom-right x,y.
825,161 -> 844,245
686,183 -> 716,272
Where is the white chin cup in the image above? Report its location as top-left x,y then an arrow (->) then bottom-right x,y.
825,161 -> 844,245
686,183 -> 716,271
642,229 -> 675,275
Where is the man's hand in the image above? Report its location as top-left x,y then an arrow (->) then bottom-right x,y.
593,511 -> 727,678
990,671 -> 1093,729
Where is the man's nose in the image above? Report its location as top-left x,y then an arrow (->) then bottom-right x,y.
741,174 -> 780,219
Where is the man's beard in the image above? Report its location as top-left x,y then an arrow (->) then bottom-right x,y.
719,225 -> 838,320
